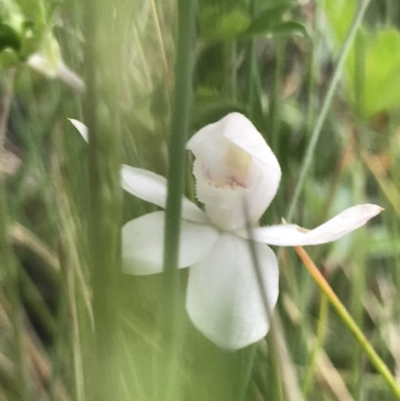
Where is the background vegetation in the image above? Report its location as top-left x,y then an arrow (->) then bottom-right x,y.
1,0 -> 400,400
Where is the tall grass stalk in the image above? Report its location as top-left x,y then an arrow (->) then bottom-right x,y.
161,0 -> 197,400
244,0 -> 257,118
270,39 -> 285,156
83,0 -> 122,399
286,0 -> 372,222
51,145 -> 87,401
0,71 -> 29,401
244,203 -> 304,401
351,161 -> 368,400
302,293 -> 329,396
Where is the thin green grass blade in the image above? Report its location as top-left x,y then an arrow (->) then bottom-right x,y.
161,0 -> 197,400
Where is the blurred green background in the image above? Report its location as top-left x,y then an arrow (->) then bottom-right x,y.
1,0 -> 400,400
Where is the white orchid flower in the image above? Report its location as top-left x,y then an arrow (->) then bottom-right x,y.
70,113 -> 382,350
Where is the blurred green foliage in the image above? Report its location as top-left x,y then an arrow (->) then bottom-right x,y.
325,0 -> 400,118
0,0 -> 58,68
1,0 -> 400,400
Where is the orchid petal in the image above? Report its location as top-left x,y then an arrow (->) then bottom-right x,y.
186,233 -> 279,350
222,114 -> 281,179
68,119 -> 208,224
187,113 -> 280,168
187,113 -> 281,229
69,119 -> 88,142
122,211 -> 219,275
121,165 -> 208,224
236,204 -> 382,246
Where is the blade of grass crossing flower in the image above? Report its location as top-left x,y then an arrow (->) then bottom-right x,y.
161,0 -> 197,400
286,0 -> 372,222
83,0 -> 122,399
243,201 -> 304,401
294,246 -> 400,399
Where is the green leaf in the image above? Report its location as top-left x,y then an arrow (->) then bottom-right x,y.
362,29 -> 400,118
193,92 -> 246,129
244,2 -> 293,36
324,0 -> 357,45
324,0 -> 400,118
200,7 -> 251,42
0,22 -> 21,52
243,19 -> 307,38
269,21 -> 308,37
0,47 -> 19,68
0,0 -> 52,62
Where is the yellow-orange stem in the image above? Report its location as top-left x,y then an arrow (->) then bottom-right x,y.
294,246 -> 400,399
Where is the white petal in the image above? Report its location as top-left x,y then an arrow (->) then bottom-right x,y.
187,113 -> 279,167
66,123 -> 208,224
69,118 -> 89,142
186,113 -> 281,230
236,204 -> 382,246
186,233 -> 279,350
121,165 -> 208,224
122,211 -> 220,275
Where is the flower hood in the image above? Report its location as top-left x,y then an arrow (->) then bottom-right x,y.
187,113 -> 281,230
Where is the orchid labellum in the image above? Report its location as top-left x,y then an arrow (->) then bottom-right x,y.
70,113 -> 382,350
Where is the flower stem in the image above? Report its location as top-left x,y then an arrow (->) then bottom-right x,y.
286,0 -> 371,222
162,0 -> 197,399
294,246 -> 400,399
